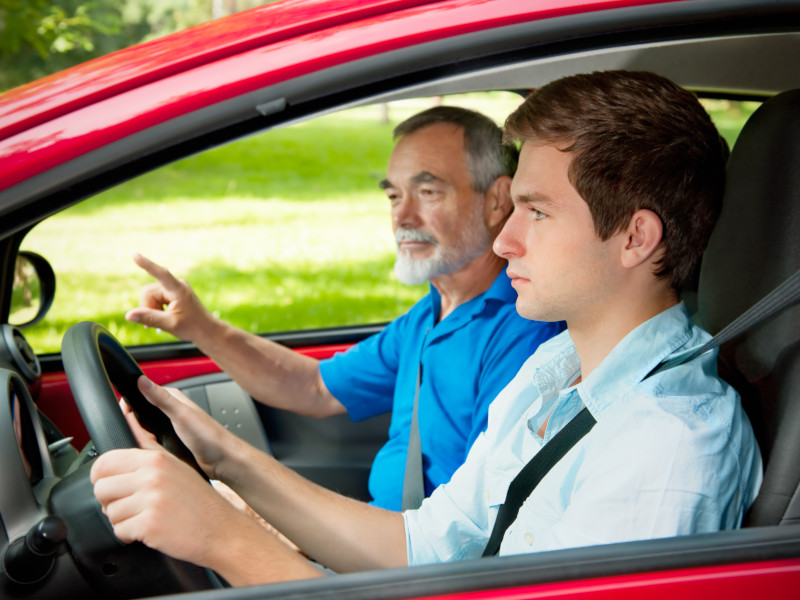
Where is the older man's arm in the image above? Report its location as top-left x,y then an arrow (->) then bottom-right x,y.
125,253 -> 345,419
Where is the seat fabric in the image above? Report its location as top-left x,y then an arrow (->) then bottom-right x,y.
697,89 -> 800,526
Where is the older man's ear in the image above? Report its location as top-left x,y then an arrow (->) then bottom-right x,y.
485,175 -> 514,230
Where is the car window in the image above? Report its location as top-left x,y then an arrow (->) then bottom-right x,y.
15,95 -> 758,354
704,98 -> 761,149
16,93 -> 526,354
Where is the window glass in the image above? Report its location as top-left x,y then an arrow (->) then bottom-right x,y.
19,95 -> 758,354
19,93 -> 523,353
701,98 -> 761,149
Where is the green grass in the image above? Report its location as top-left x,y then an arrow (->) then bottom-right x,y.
15,94 -> 753,353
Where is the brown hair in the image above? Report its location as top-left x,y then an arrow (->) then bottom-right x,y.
504,70 -> 729,292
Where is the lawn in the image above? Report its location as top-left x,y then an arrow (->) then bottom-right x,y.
16,94 -> 755,354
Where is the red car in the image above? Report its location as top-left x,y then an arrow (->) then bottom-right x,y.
1,0 -> 799,598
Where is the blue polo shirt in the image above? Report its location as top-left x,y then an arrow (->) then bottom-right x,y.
319,272 -> 565,510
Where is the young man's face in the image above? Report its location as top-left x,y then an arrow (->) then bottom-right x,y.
494,142 -> 623,326
382,122 -> 492,284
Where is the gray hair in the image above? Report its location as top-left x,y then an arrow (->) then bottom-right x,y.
393,105 -> 518,193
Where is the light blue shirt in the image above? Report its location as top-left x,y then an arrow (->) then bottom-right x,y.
321,272 -> 564,510
404,303 -> 763,564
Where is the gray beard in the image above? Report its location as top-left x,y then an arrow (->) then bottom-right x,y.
393,211 -> 492,285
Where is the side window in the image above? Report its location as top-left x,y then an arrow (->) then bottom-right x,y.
701,98 -> 761,149
18,93 -> 522,354
17,94 -> 757,354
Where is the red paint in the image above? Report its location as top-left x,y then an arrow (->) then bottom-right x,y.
0,0 -> 444,141
415,559 -> 800,599
0,0 -> 679,192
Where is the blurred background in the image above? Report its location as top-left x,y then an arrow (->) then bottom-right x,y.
0,0 -> 273,91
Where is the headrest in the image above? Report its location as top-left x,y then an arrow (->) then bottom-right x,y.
697,89 -> 800,384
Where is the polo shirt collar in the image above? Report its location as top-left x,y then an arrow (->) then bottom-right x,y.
428,270 -> 514,326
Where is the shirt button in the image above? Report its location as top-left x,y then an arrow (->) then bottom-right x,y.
524,533 -> 535,546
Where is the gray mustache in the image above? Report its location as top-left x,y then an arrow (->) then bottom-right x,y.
396,228 -> 437,245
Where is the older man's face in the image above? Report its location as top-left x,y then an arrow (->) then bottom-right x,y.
381,122 -> 492,285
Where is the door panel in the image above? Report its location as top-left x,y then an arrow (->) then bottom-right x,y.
172,370 -> 389,501
36,337 -> 387,501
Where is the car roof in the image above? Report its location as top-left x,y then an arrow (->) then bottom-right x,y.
0,0 -> 670,142
0,0 -> 447,141
0,0 -> 684,190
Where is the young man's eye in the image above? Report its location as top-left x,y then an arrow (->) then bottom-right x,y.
532,208 -> 547,220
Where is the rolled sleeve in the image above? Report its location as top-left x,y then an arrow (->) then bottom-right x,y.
405,431 -> 496,565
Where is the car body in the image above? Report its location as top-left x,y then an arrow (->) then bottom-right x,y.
1,0 -> 799,598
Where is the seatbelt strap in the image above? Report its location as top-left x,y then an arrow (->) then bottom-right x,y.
647,268 -> 800,378
402,364 -> 425,511
482,406 -> 596,556
483,268 -> 800,556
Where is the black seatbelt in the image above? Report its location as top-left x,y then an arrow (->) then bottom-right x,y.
482,268 -> 800,557
482,406 -> 596,556
647,269 -> 800,378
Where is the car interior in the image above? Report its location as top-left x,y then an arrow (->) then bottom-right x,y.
1,3 -> 800,598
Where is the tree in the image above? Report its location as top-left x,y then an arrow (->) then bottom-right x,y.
0,0 -> 275,92
0,0 -> 122,91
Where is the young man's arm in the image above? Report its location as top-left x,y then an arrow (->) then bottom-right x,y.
223,433 -> 408,573
91,377 -> 407,585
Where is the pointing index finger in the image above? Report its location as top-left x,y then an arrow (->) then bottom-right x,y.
133,252 -> 182,291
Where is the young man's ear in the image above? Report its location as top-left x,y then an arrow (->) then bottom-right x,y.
484,175 -> 513,230
620,209 -> 664,269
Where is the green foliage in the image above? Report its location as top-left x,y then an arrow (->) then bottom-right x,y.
0,0 -> 272,91
0,0 -> 122,90
1,1 -> 102,57
18,108 -> 428,353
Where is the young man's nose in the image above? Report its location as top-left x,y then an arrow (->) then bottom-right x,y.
493,211 -> 524,258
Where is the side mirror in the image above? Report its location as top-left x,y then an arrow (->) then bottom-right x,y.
10,251 -> 56,328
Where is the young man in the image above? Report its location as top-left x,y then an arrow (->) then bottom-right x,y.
125,106 -> 563,510
92,70 -> 762,586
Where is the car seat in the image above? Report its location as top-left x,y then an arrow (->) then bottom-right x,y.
696,88 -> 800,526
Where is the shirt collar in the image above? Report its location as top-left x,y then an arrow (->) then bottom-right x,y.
578,302 -> 694,419
529,303 -> 695,421
428,270 -> 514,326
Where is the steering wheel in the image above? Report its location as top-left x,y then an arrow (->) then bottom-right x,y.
54,321 -> 219,595
61,321 -> 204,471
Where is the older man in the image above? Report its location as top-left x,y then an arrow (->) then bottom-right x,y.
126,106 -> 563,510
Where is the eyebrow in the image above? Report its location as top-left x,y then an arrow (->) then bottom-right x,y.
379,171 -> 445,190
513,192 -> 560,209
